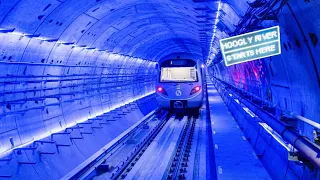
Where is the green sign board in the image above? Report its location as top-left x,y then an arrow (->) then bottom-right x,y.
220,26 -> 281,66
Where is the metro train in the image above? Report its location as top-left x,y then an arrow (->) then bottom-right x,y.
155,54 -> 204,111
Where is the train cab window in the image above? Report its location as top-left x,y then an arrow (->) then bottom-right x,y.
160,59 -> 198,82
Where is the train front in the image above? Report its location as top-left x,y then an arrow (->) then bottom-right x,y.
156,58 -> 204,111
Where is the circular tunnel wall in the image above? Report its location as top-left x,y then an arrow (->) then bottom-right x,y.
0,1 -> 319,178
208,1 -> 320,140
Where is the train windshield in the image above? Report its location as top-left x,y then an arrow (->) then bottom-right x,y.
160,59 -> 198,82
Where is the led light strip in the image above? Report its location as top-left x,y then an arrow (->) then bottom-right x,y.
206,1 -> 222,66
0,29 -> 155,63
259,122 -> 294,151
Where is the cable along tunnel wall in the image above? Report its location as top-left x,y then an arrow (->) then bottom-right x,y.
208,0 -> 320,143
211,77 -> 319,180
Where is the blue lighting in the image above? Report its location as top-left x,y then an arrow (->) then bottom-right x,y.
0,0 -> 318,179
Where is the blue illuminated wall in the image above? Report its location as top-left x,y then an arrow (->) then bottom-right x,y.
0,1 -> 164,155
207,1 -> 320,178
0,1 -> 208,175
0,0 -> 319,179
209,1 -> 320,141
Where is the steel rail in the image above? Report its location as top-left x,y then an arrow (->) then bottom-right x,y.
111,112 -> 172,180
61,109 -> 165,180
165,115 -> 197,180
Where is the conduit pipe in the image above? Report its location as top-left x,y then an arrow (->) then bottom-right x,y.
214,77 -> 320,129
212,77 -> 320,167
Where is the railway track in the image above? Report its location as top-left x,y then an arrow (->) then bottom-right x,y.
109,114 -> 199,180
110,112 -> 172,179
63,109 -> 170,180
67,111 -> 201,180
165,115 -> 197,180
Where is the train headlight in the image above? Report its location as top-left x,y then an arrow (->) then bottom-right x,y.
190,86 -> 201,95
157,86 -> 168,95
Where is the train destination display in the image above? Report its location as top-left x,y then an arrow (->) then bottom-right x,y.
220,26 -> 281,66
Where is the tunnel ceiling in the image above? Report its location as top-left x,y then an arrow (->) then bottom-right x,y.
0,0 -> 249,156
0,0 -> 245,62
3,0 -> 313,158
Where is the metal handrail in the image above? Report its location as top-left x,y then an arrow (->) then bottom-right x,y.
211,76 -> 320,167
213,77 -> 320,129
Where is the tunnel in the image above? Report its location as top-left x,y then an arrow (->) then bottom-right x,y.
0,0 -> 319,179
